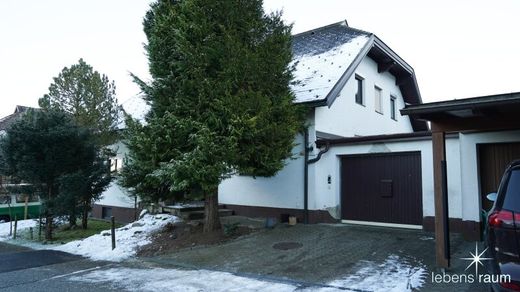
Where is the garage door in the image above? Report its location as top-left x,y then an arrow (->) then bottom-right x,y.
341,151 -> 422,225
479,142 -> 520,211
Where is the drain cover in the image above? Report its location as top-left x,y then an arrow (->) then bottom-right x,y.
272,242 -> 303,250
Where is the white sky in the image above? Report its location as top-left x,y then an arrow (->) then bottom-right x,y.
1,0 -> 520,118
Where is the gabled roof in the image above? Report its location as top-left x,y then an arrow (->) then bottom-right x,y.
0,105 -> 33,131
290,20 -> 427,131
291,21 -> 371,104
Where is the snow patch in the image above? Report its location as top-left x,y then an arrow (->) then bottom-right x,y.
169,202 -> 204,208
68,255 -> 426,292
325,255 -> 426,292
50,214 -> 179,261
0,219 -> 37,241
69,267 -> 297,292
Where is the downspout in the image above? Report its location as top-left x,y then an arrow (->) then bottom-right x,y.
303,128 -> 330,224
304,129 -> 309,224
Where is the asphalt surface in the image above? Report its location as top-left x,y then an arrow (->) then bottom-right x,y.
0,242 -> 119,292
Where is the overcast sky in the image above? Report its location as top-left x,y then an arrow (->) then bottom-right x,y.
1,0 -> 520,118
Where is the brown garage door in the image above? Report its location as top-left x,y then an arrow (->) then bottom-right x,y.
479,142 -> 520,211
341,151 -> 422,225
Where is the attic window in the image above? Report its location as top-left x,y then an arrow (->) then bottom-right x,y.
374,86 -> 383,114
390,96 -> 397,120
355,75 -> 364,105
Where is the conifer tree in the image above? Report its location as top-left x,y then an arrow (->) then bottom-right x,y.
0,110 -> 97,239
124,0 -> 304,232
38,58 -> 119,146
39,59 -> 118,228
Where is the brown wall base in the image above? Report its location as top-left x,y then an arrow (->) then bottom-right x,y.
422,216 -> 482,241
223,204 -> 339,224
92,204 -> 141,224
225,205 -> 482,240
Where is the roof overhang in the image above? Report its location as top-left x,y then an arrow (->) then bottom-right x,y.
401,92 -> 520,132
316,131 -> 432,147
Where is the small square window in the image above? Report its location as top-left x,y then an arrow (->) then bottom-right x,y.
355,75 -> 364,105
390,96 -> 397,120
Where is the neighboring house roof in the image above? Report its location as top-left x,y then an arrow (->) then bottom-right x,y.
121,96 -> 149,122
291,20 -> 427,131
0,105 -> 33,132
117,95 -> 150,129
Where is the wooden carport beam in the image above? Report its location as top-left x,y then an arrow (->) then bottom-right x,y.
432,128 -> 450,268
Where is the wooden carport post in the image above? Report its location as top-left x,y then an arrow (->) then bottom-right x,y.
432,126 -> 450,268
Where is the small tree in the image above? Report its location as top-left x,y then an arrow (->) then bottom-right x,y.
0,110 -> 96,240
57,151 -> 112,229
123,0 -> 304,232
39,59 -> 119,228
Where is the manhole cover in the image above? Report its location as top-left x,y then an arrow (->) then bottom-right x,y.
272,242 -> 303,250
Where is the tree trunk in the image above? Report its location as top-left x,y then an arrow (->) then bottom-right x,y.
68,214 -> 76,229
46,184 -> 53,241
81,201 -> 89,229
203,190 -> 221,233
45,215 -> 53,241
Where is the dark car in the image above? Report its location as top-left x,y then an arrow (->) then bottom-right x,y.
486,160 -> 520,291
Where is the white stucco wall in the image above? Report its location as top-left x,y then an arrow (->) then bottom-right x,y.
96,181 -> 137,208
218,133 -> 306,209
314,56 -> 414,137
94,141 -> 138,208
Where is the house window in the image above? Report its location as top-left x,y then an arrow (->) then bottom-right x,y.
390,96 -> 397,120
102,207 -> 113,220
16,194 -> 39,203
374,86 -> 382,113
110,158 -> 123,173
355,75 -> 364,105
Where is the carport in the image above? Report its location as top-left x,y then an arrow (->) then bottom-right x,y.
402,92 -> 520,268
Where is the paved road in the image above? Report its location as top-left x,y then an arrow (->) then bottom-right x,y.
0,242 -> 120,292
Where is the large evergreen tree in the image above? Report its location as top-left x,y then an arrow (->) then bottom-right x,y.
123,0 -> 304,232
0,110 -> 97,240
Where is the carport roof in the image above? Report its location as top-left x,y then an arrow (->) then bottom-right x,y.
401,91 -> 520,122
401,91 -> 520,268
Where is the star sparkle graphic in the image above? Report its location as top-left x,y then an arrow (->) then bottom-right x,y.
460,243 -> 493,276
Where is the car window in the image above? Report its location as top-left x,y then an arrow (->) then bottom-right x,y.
502,169 -> 520,212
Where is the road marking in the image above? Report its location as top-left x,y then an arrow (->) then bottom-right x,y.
49,264 -> 115,280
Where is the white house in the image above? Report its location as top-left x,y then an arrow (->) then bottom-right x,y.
91,140 -> 142,223
218,21 -> 520,243
219,20 -> 428,224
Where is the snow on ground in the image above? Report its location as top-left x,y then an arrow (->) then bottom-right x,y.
69,267 -> 297,292
51,214 -> 179,262
0,219 -> 37,241
325,255 -> 427,292
69,255 -> 426,292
